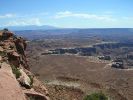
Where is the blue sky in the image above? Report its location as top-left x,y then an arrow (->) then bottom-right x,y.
0,0 -> 133,28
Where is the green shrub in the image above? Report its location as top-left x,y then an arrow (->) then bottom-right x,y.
84,92 -> 108,100
28,75 -> 33,86
0,51 -> 6,57
11,65 -> 21,79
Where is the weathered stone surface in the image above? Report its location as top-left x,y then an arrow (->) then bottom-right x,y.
0,62 -> 26,100
12,51 -> 20,57
0,29 -> 49,99
33,77 -> 49,96
18,68 -> 31,89
23,89 -> 49,100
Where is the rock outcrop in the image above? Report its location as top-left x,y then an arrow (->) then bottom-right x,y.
0,29 -> 49,100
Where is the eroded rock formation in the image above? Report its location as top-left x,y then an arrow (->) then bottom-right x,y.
0,29 -> 49,100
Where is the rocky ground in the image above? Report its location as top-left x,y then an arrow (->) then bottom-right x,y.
1,29 -> 133,100
0,29 -> 49,100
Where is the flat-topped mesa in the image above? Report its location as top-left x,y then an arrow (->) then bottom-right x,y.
0,29 -> 49,100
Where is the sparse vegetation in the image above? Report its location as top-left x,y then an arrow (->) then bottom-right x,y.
28,28 -> 133,100
0,51 -> 6,57
28,75 -> 33,86
84,92 -> 108,100
11,65 -> 21,79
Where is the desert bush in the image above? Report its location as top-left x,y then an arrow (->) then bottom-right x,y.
11,65 -> 21,79
28,75 -> 33,86
84,92 -> 108,100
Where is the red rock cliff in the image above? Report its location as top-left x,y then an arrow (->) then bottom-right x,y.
0,29 -> 49,100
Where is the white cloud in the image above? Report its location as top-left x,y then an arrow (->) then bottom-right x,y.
0,12 -> 49,26
122,17 -> 133,20
0,14 -> 16,18
16,12 -> 49,18
5,18 -> 42,26
0,12 -> 49,19
54,11 -> 116,22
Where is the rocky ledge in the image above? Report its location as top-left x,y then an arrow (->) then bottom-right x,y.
0,29 -> 49,100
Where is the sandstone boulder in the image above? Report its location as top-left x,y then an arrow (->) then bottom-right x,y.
18,68 -> 31,89
23,89 -> 49,100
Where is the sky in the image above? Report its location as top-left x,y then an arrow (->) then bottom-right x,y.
0,0 -> 133,28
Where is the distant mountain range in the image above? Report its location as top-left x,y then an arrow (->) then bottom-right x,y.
1,25 -> 133,42
14,28 -> 133,42
0,25 -> 57,31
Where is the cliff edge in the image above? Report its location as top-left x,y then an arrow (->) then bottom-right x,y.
0,29 -> 49,100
